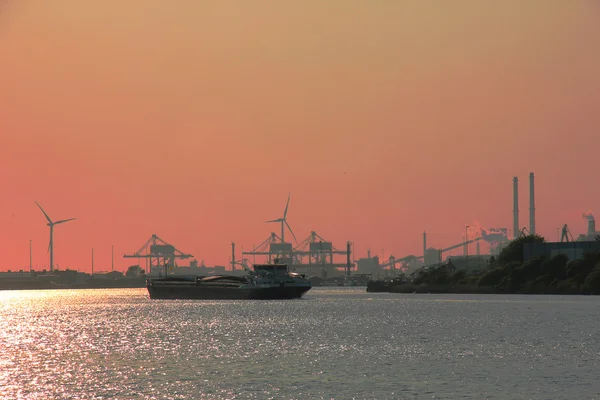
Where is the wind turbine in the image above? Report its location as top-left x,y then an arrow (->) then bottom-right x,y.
35,202 -> 76,272
265,193 -> 297,244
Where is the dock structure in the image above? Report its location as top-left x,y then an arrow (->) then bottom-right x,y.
123,234 -> 193,275
240,231 -> 354,278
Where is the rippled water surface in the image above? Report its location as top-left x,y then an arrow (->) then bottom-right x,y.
1,288 -> 600,399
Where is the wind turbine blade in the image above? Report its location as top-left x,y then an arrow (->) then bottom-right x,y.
35,202 -> 53,224
283,193 -> 290,219
55,218 -> 76,225
265,218 -> 282,223
285,221 -> 297,243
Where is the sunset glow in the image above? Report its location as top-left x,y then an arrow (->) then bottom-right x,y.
1,1 -> 599,271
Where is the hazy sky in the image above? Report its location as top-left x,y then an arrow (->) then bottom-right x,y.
1,1 -> 599,272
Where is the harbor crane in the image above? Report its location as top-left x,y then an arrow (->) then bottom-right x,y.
293,231 -> 350,263
241,230 -> 353,277
379,254 -> 418,274
123,234 -> 193,274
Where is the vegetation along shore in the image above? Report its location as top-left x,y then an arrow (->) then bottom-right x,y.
368,235 -> 600,295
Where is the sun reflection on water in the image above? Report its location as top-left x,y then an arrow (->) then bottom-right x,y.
1,288 -> 599,399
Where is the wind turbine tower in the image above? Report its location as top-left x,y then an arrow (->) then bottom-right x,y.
35,202 -> 76,272
266,193 -> 297,244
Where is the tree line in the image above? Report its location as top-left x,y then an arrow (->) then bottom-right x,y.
410,235 -> 600,294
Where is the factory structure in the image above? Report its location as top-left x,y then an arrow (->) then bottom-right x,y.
512,172 -> 600,262
7,171 -> 597,283
117,172 -> 597,279
357,228 -> 510,277
121,234 -> 222,276
524,212 -> 600,262
226,194 -> 353,280
232,194 -> 507,279
232,172 -> 598,278
358,171 -> 598,276
233,231 -> 353,279
354,175 -> 540,277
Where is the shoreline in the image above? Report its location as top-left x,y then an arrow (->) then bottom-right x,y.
367,283 -> 587,295
0,280 -> 146,291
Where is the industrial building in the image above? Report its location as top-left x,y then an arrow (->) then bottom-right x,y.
523,241 -> 600,262
114,174 -> 595,279
522,195 -> 599,262
576,214 -> 599,242
356,253 -> 380,275
170,262 -> 227,276
421,229 -> 508,266
236,195 -> 354,279
445,255 -> 493,274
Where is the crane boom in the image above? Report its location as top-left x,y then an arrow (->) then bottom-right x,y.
440,237 -> 482,253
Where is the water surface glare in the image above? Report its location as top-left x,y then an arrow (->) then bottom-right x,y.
1,288 -> 599,399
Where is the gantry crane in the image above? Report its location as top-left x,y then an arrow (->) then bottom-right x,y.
241,230 -> 352,277
241,232 -> 298,263
293,231 -> 349,263
123,234 -> 193,275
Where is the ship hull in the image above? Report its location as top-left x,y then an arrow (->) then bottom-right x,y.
147,282 -> 311,300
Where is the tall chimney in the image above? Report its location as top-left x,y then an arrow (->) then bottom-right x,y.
513,177 -> 519,239
529,172 -> 535,235
231,242 -> 236,272
346,241 -> 352,278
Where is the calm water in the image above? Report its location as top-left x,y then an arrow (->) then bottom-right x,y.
1,287 -> 599,399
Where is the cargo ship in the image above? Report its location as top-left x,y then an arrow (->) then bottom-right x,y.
146,262 -> 312,300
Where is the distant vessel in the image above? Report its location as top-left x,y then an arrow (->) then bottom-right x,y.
146,261 -> 312,300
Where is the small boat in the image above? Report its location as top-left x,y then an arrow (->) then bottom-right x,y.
146,261 -> 312,300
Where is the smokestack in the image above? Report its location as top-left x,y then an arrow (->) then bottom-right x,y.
423,231 -> 427,259
529,172 -> 535,235
346,241 -> 352,278
588,218 -> 596,236
582,212 -> 595,238
513,177 -> 519,239
231,242 -> 236,272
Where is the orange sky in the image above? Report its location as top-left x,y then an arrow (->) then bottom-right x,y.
1,1 -> 599,272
